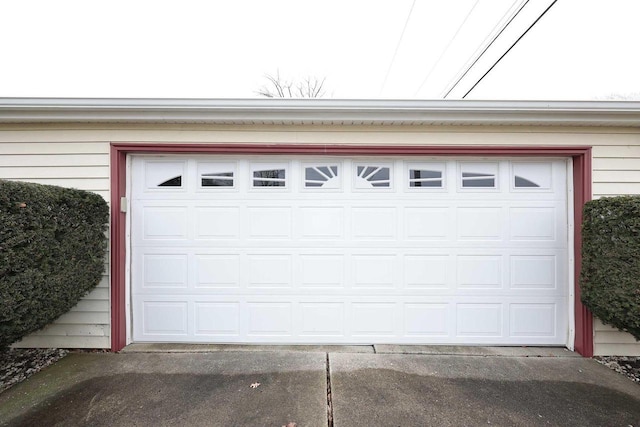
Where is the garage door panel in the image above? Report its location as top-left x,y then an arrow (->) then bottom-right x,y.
298,303 -> 345,336
404,207 -> 452,240
247,302 -> 293,336
246,206 -> 292,239
351,303 -> 398,336
132,247 -> 567,297
298,254 -> 345,288
133,289 -> 567,299
298,206 -> 345,239
142,206 -> 188,240
457,207 -> 504,241
456,303 -> 503,337
351,207 -> 398,239
403,255 -> 449,288
246,254 -> 293,288
132,295 -> 567,343
510,255 -> 558,289
142,254 -> 188,289
509,303 -> 557,338
194,254 -> 240,288
195,207 -> 240,239
510,207 -> 557,241
456,255 -> 503,289
194,302 -> 240,336
131,157 -> 570,345
509,202 -> 568,246
404,303 -> 450,336
139,301 -> 189,337
352,255 -> 398,288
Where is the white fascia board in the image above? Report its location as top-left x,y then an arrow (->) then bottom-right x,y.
0,98 -> 640,127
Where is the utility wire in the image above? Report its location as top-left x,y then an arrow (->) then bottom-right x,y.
379,0 -> 417,95
462,0 -> 558,98
414,0 -> 480,96
442,0 -> 530,99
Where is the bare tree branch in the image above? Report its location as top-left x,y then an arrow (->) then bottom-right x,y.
256,71 -> 327,98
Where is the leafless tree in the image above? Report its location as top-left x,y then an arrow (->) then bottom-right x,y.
256,70 -> 326,98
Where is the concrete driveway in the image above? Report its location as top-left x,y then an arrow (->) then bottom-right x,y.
1,346 -> 639,426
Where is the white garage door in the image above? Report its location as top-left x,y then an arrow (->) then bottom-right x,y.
131,156 -> 569,345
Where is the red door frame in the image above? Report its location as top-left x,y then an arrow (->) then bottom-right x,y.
110,143 -> 593,356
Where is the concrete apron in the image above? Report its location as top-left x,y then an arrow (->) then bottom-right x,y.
1,347 -> 639,426
0,351 -> 328,427
330,353 -> 640,427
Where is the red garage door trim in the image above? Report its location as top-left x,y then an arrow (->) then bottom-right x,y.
110,144 -> 593,355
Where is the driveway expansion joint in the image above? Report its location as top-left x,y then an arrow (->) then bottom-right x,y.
326,353 -> 334,427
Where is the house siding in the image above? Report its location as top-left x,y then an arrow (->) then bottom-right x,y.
1,124 -> 639,355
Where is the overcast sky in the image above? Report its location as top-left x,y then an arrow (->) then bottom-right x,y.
0,0 -> 638,100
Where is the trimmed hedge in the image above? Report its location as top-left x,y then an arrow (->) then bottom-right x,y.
0,180 -> 108,350
581,195 -> 640,340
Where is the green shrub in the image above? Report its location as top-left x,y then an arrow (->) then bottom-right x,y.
0,180 -> 108,350
581,196 -> 640,340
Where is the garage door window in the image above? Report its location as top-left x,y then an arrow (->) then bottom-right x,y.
304,165 -> 340,188
408,163 -> 445,188
355,164 -> 391,188
201,172 -> 234,187
252,165 -> 287,187
513,163 -> 552,189
460,163 -> 498,189
158,176 -> 182,187
198,163 -> 237,188
145,161 -> 186,190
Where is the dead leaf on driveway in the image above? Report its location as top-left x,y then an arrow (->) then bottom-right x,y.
282,423 -> 297,427
250,382 -> 261,389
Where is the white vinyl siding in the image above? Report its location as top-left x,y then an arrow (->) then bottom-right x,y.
594,319 -> 640,356
592,147 -> 640,197
0,143 -> 110,200
0,126 -> 639,353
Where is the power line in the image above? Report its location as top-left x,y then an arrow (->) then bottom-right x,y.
462,0 -> 558,98
414,0 -> 480,96
379,0 -> 417,95
442,0 -> 530,99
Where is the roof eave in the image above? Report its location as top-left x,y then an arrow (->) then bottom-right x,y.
0,98 -> 639,127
